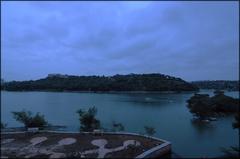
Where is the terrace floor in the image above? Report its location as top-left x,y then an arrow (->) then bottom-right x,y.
1,131 -> 169,158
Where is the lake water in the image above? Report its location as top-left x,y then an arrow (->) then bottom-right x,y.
1,90 -> 239,158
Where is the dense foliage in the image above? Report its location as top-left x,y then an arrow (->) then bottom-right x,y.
111,121 -> 125,132
2,73 -> 198,92
76,107 -> 101,132
144,126 -> 156,136
187,91 -> 239,119
191,80 -> 239,91
12,110 -> 48,128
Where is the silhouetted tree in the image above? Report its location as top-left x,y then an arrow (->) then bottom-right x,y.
12,110 -> 48,128
144,126 -> 156,136
111,121 -> 125,132
76,107 -> 101,132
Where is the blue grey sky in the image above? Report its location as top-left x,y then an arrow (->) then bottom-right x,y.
1,1 -> 239,81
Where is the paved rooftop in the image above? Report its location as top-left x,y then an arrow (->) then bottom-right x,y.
1,131 -> 171,158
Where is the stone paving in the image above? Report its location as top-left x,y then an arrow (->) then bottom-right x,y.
1,136 -> 141,158
1,132 -> 165,158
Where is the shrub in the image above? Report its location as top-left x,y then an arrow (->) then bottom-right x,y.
111,121 -> 125,132
76,107 -> 101,132
144,126 -> 156,136
12,110 -> 48,128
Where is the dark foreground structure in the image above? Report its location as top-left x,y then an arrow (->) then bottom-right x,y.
1,131 -> 171,158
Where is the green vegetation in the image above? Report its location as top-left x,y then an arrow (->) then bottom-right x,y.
12,110 -> 48,128
187,94 -> 213,118
144,126 -> 156,136
187,91 -> 239,119
2,73 -> 198,92
191,80 -> 239,91
76,107 -> 101,132
111,121 -> 125,132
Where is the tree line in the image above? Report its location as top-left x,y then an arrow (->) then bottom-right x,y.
1,107 -> 156,137
1,73 -> 198,92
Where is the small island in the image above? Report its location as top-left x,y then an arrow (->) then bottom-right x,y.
187,90 -> 239,121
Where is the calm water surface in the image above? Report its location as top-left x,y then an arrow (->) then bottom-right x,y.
1,90 -> 239,158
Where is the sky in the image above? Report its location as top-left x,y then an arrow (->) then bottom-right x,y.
1,1 -> 239,81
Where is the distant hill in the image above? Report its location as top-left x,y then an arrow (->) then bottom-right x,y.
191,80 -> 239,91
1,73 -> 199,92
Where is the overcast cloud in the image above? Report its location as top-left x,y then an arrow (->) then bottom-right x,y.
1,1 -> 239,81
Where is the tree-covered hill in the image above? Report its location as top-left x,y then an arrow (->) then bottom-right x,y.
1,73 -> 199,92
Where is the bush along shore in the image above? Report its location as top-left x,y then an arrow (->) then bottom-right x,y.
1,107 -> 157,136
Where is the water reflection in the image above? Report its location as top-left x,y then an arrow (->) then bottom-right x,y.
114,93 -> 191,107
191,119 -> 216,135
1,90 -> 239,158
